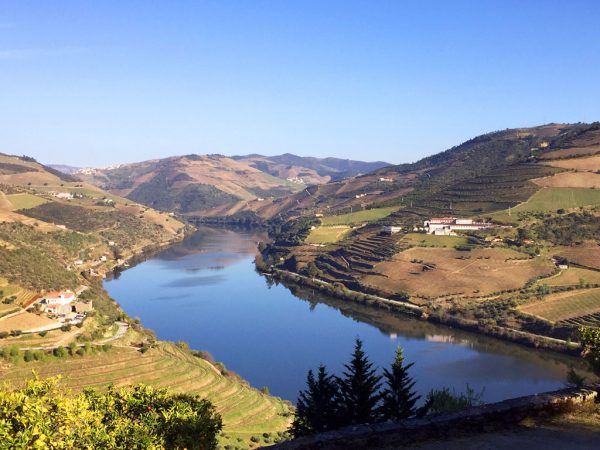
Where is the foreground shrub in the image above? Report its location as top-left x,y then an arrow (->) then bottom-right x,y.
0,375 -> 222,449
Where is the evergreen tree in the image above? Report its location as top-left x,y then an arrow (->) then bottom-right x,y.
291,365 -> 339,436
380,346 -> 420,421
336,338 -> 382,426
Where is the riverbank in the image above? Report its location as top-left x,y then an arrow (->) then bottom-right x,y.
264,267 -> 582,356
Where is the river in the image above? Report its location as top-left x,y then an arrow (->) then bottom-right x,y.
104,226 -> 586,403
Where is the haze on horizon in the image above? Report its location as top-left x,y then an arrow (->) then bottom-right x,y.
1,0 -> 599,167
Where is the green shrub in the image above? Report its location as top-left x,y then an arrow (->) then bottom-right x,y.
0,376 -> 223,449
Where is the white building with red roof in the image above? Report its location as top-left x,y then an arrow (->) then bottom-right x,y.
42,290 -> 75,305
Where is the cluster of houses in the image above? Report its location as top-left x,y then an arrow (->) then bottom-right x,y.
49,191 -> 74,200
383,217 -> 497,236
37,289 -> 93,324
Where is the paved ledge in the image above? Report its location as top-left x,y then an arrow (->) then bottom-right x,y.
274,384 -> 599,449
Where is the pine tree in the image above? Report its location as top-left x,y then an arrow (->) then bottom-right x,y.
291,365 -> 339,436
380,346 -> 420,421
337,337 -> 382,426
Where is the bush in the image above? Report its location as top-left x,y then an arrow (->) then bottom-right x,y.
0,376 -> 223,449
421,385 -> 484,415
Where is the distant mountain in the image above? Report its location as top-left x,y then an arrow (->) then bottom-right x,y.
74,153 -> 388,215
233,153 -> 390,184
213,123 -> 600,220
74,154 -> 305,215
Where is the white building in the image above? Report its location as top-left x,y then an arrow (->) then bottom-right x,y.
43,290 -> 75,305
423,217 -> 495,235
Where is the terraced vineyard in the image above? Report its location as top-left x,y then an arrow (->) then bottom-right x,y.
491,187 -> 600,223
520,288 -> 600,323
314,229 -> 405,291
0,342 -> 292,447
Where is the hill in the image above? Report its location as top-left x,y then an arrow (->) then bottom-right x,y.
260,122 -> 600,349
69,153 -> 389,217
74,154 -> 308,215
233,153 -> 390,185
0,153 -> 293,446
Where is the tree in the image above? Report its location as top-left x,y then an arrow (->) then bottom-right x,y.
291,365 -> 339,436
579,326 -> 600,375
380,346 -> 420,421
336,338 -> 382,426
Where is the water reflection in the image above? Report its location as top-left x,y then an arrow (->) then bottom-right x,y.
105,226 -> 592,403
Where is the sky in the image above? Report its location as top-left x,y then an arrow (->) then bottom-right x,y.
1,0 -> 599,167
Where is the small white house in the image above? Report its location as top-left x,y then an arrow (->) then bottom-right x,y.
43,290 -> 75,306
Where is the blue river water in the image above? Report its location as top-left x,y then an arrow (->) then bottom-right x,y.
105,226 -> 585,403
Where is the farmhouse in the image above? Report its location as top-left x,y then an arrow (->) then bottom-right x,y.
43,290 -> 75,305
424,218 -> 495,235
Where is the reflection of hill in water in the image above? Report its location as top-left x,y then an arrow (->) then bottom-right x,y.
155,226 -> 268,272
276,279 -> 592,378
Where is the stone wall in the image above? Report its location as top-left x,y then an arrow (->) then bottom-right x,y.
274,384 -> 599,450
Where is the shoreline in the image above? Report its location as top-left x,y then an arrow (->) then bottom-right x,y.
263,266 -> 582,356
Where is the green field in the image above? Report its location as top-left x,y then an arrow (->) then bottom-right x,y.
401,233 -> 470,248
305,226 -> 351,244
538,267 -> 600,287
6,193 -> 48,210
0,342 -> 292,447
321,207 -> 398,226
520,288 -> 600,322
491,187 -> 600,222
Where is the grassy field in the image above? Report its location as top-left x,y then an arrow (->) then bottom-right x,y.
6,193 -> 48,210
538,267 -> 600,287
519,288 -> 600,322
401,233 -> 470,248
491,187 -> 600,222
0,342 -> 292,447
305,226 -> 351,244
362,247 -> 553,300
321,207 -> 398,226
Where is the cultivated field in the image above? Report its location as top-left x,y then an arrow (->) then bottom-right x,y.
0,343 -> 292,447
542,155 -> 600,171
540,146 -> 600,159
538,267 -> 600,287
555,244 -> 600,270
401,233 -> 469,248
534,172 -> 600,188
0,311 -> 57,332
321,207 -> 398,226
519,288 -> 600,323
491,187 -> 600,222
305,226 -> 351,244
6,193 -> 48,210
362,247 -> 553,299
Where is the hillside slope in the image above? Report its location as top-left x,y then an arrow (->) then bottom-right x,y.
233,153 -> 390,185
75,154 -> 306,215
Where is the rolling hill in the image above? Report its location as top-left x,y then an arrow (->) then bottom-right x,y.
62,153 -> 389,216
233,153 -> 390,185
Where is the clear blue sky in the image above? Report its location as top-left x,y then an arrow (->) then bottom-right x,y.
1,1 -> 599,167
